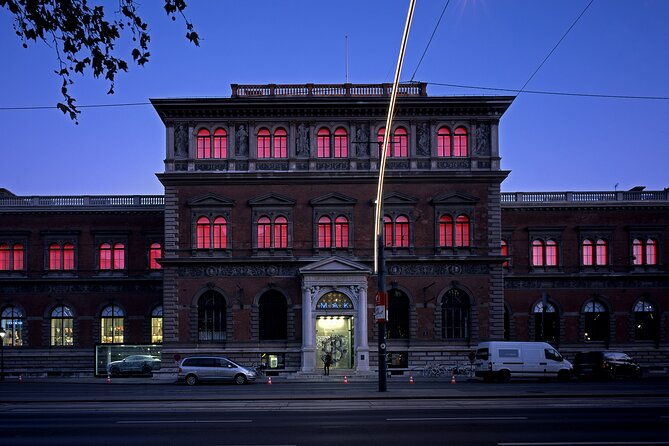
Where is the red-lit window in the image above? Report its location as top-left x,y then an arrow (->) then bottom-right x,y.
213,129 -> 227,158
197,129 -> 211,159
49,243 -> 75,270
334,128 -> 348,158
546,239 -> 558,266
274,216 -> 288,248
633,238 -> 658,266
196,216 -> 211,249
438,127 -> 452,157
439,215 -> 454,247
455,215 -> 470,247
0,243 -> 24,271
213,217 -> 227,249
257,216 -> 272,249
595,239 -> 608,265
582,239 -> 594,266
454,127 -> 468,156
113,243 -> 125,269
257,128 -> 271,158
532,239 -> 558,267
501,239 -> 509,267
582,238 -> 608,266
317,128 -> 331,158
384,216 -> 393,248
273,128 -> 287,158
318,216 -> 332,248
377,127 -> 408,158
377,128 -> 387,157
99,243 -> 112,270
395,216 -> 409,247
99,243 -> 124,270
149,243 -> 162,270
334,216 -> 349,248
532,240 -> 545,266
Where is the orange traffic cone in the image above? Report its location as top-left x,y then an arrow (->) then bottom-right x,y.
343,375 -> 348,384
451,374 -> 456,384
267,376 -> 272,385
409,375 -> 414,384
107,374 -> 111,384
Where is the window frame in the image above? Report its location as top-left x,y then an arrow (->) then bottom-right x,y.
50,304 -> 74,347
0,241 -> 25,271
100,304 -> 125,344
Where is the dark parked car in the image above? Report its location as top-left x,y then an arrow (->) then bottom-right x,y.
573,351 -> 642,380
107,355 -> 161,376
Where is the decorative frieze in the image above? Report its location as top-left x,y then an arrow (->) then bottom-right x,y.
505,277 -> 669,290
178,265 -> 299,278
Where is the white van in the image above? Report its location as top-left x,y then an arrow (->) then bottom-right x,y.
474,341 -> 572,382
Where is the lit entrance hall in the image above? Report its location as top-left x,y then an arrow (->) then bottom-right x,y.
316,315 -> 354,370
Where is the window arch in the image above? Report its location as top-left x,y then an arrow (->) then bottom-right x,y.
333,127 -> 348,157
274,216 -> 288,248
633,238 -> 658,266
583,300 -> 609,342
99,242 -> 125,270
198,291 -> 226,342
437,126 -> 452,157
377,127 -> 408,157
501,239 -> 509,267
454,127 -> 468,156
438,215 -> 454,247
384,215 -> 410,248
318,216 -> 332,248
532,300 -> 559,344
100,304 -> 124,343
1,305 -> 24,346
149,242 -> 162,270
50,305 -> 74,346
441,288 -> 470,340
257,215 -> 289,249
259,290 -> 288,340
151,306 -> 163,343
532,239 -> 558,267
273,128 -> 287,158
257,128 -> 271,158
334,216 -> 349,248
0,243 -> 24,271
317,291 -> 353,309
582,238 -> 609,266
388,289 -> 410,339
317,127 -> 331,158
455,215 -> 470,247
49,242 -> 75,270
213,217 -> 227,249
213,128 -> 227,158
195,216 -> 228,250
633,299 -> 659,341
196,128 -> 211,158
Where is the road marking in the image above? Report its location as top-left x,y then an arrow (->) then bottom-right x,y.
117,419 -> 252,424
499,442 -> 669,445
387,416 -> 528,421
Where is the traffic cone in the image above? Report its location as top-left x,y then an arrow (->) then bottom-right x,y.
409,375 -> 414,384
451,374 -> 456,384
267,376 -> 272,385
343,375 -> 348,384
107,374 -> 111,384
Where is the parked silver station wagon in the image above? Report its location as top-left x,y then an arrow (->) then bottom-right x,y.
178,356 -> 257,386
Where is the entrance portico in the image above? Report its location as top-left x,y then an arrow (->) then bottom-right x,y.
299,257 -> 371,373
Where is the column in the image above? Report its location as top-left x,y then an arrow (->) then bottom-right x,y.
356,286 -> 370,371
300,286 -> 316,372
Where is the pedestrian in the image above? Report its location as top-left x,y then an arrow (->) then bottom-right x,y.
324,352 -> 332,376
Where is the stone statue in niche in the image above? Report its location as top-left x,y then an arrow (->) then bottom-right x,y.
236,124 -> 249,156
417,122 -> 430,156
174,122 -> 188,158
354,125 -> 369,157
296,123 -> 310,156
475,122 -> 490,155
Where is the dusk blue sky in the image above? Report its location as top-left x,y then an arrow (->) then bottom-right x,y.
1,0 -> 667,196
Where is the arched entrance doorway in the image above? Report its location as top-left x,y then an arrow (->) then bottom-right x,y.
315,291 -> 354,370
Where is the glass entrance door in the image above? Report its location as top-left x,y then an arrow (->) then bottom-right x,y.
316,316 -> 353,369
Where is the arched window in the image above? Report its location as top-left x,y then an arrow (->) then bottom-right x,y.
437,126 -> 452,157
196,216 -> 211,249
149,242 -> 162,270
383,215 -> 393,248
100,304 -> 124,343
333,127 -> 348,158
442,288 -> 469,340
257,216 -> 271,249
546,239 -> 558,266
501,239 -> 509,267
455,215 -> 470,247
532,301 -> 559,344
1,305 -> 24,346
257,128 -> 271,158
454,127 -> 468,156
392,127 -> 408,157
63,243 -> 75,270
100,243 -> 125,270
213,128 -> 227,158
274,216 -> 288,248
385,215 -> 410,248
198,291 -> 226,342
259,290 -> 288,340
532,240 -> 545,266
583,300 -> 608,342
633,238 -> 658,265
113,243 -> 125,270
213,216 -> 227,249
99,243 -> 112,270
0,243 -> 24,271
633,299 -> 659,341
377,127 -> 387,156
317,127 -> 331,158
50,305 -> 74,346
273,128 -> 287,158
334,216 -> 349,248
151,306 -> 163,343
439,215 -> 454,247
318,216 -> 332,248
388,289 -> 409,339
533,239 -> 558,266
596,239 -> 608,265
582,238 -> 608,266
196,128 -> 211,159
49,242 -> 75,270
582,239 -> 594,265
317,291 -> 353,309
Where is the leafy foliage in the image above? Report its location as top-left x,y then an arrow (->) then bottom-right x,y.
0,0 -> 199,121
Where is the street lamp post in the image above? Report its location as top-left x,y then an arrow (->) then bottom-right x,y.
0,328 -> 6,381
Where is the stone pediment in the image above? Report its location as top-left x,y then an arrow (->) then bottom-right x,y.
248,192 -> 296,207
383,191 -> 418,206
432,192 -> 480,205
300,256 -> 371,275
187,194 -> 235,207
310,193 -> 357,206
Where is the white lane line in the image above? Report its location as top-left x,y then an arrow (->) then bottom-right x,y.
499,442 -> 669,446
117,419 -> 252,424
387,416 -> 528,421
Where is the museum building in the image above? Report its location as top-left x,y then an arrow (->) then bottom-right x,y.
0,83 -> 667,377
